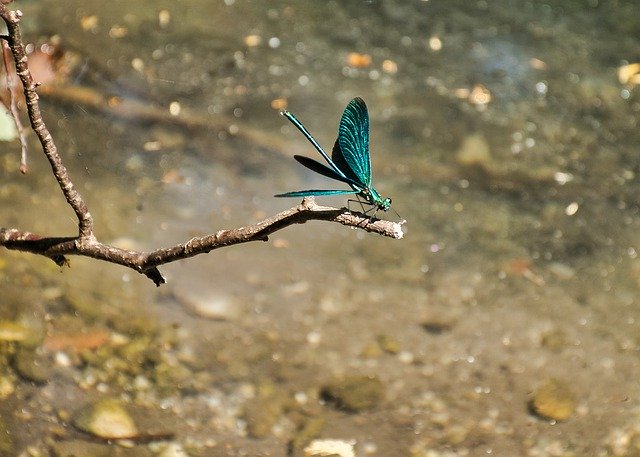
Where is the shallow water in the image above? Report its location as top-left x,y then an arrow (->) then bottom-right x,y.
1,1 -> 640,456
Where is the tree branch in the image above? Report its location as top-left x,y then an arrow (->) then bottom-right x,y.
0,3 -> 404,286
1,198 -> 403,286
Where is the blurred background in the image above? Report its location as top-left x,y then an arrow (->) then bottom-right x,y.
1,1 -> 640,455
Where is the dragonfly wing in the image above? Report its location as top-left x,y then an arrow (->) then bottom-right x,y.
275,189 -> 359,198
293,155 -> 362,188
331,139 -> 365,186
336,97 -> 372,187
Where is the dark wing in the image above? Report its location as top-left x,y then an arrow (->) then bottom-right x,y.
335,97 -> 372,187
293,155 -> 362,189
330,139 -> 364,186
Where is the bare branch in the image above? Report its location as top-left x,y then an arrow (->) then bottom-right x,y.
1,198 -> 404,286
0,4 -> 404,286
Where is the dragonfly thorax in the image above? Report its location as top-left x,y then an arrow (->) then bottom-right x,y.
364,188 -> 391,212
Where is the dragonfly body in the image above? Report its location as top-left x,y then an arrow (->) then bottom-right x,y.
275,97 -> 392,213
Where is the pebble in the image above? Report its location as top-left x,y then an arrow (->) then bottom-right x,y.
0,320 -> 29,342
244,380 -> 285,438
321,375 -> 385,412
420,318 -> 453,335
13,347 -> 53,383
455,133 -> 492,167
0,415 -> 13,454
173,288 -> 242,320
73,399 -> 139,439
540,329 -> 568,352
304,439 -> 355,457
157,442 -> 190,457
376,334 -> 400,354
290,416 -> 326,453
0,376 -> 14,399
529,378 -> 576,421
50,440 -> 153,457
547,262 -> 576,280
360,342 -> 383,359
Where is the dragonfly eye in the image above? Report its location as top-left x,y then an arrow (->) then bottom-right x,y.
381,198 -> 392,211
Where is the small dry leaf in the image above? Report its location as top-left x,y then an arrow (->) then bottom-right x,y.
161,169 -> 185,184
272,238 -> 289,248
468,84 -> 491,105
158,10 -> 171,29
453,87 -> 470,99
109,25 -> 128,39
618,63 -> 640,85
346,52 -> 372,68
382,59 -> 398,74
529,57 -> 547,70
429,35 -> 442,51
107,96 -> 121,107
80,15 -> 99,32
44,329 -> 110,352
143,141 -> 162,152
271,98 -> 287,110
244,35 -> 262,47
504,258 -> 545,286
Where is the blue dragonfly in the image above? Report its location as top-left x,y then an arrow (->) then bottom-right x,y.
275,97 -> 392,216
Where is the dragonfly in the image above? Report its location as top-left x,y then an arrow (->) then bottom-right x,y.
275,97 -> 392,216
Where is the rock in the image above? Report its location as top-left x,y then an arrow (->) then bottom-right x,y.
420,319 -> 453,335
547,262 -> 576,280
540,329 -> 568,352
289,416 -> 326,454
73,399 -> 139,439
304,439 -> 355,457
13,347 -> 53,384
244,380 -> 285,438
50,440 -> 153,457
0,376 -> 14,399
376,334 -> 400,354
173,288 -> 243,321
359,342 -> 383,359
321,375 -> 385,412
0,320 -> 29,342
455,133 -> 492,167
0,415 -> 13,454
529,378 -> 576,421
157,442 -> 190,457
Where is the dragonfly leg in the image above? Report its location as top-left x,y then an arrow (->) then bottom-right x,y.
347,196 -> 369,215
347,196 -> 378,225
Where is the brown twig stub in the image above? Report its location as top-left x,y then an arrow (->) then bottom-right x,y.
0,3 -> 404,287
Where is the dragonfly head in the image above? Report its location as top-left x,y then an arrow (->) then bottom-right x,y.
368,188 -> 392,212
379,197 -> 392,212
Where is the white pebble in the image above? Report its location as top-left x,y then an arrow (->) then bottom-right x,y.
304,439 -> 355,457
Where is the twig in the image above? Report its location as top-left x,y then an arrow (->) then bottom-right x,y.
0,3 -> 404,287
1,198 -> 404,286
